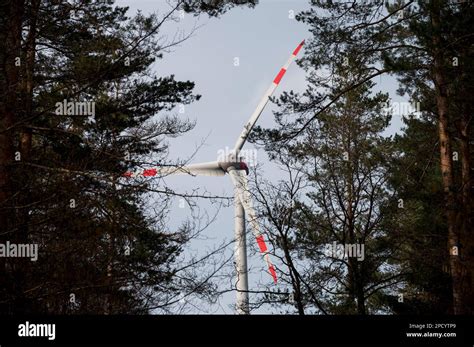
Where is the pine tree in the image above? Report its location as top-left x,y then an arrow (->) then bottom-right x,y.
1,0 -> 201,314
251,0 -> 474,314
252,67 -> 399,314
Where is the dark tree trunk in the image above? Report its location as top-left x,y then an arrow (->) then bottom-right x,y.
431,0 -> 464,314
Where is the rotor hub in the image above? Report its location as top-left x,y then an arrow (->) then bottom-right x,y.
219,161 -> 249,175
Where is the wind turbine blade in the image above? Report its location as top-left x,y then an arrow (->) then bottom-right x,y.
228,169 -> 278,283
233,40 -> 304,154
123,161 -> 225,178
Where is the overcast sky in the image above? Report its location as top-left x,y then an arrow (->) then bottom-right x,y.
117,0 -> 410,314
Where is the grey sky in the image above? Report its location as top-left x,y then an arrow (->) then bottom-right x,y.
117,0 -> 410,314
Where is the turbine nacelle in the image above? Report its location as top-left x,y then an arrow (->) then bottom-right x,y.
219,160 -> 249,175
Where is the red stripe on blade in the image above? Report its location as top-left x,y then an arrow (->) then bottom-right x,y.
256,235 -> 268,253
273,68 -> 286,85
123,171 -> 132,177
269,264 -> 278,283
292,40 -> 305,56
143,168 -> 157,177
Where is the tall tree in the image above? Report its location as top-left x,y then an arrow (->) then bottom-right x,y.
251,0 -> 474,314
385,115 -> 452,314
252,73 -> 400,314
0,0 -> 217,314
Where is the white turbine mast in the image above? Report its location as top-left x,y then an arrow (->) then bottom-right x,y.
124,40 -> 305,314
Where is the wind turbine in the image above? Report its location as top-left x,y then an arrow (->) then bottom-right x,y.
124,41 -> 304,314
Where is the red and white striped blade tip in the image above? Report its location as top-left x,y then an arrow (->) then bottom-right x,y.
256,235 -> 278,284
269,264 -> 278,284
273,40 -> 305,85
293,40 -> 305,56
